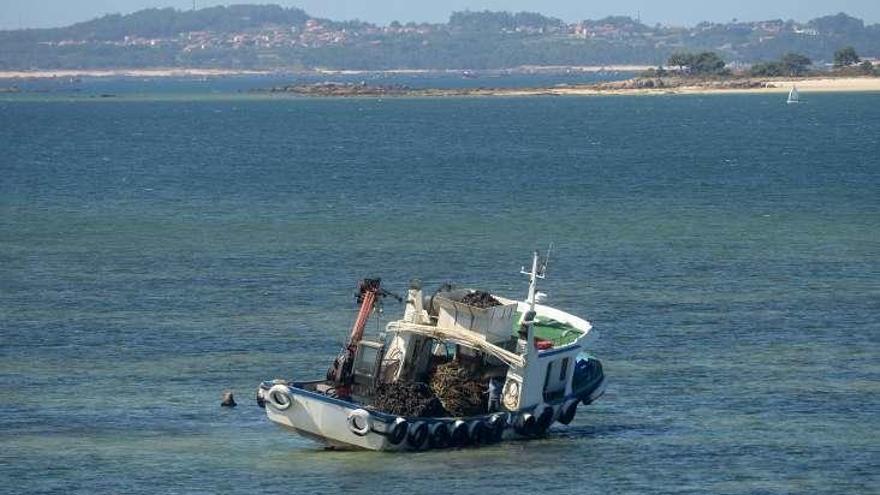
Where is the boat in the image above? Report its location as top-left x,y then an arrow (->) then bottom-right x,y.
787,85 -> 799,104
256,251 -> 606,451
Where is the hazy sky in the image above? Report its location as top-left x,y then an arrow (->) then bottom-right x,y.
1,1 -> 879,30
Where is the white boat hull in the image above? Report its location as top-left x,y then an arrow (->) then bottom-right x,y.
264,385 -> 397,450
260,364 -> 606,451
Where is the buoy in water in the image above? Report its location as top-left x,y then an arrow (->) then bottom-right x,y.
221,391 -> 237,407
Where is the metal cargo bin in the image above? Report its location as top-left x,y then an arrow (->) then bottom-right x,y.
435,296 -> 517,344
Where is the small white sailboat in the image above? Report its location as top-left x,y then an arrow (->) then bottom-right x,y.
787,85 -> 799,104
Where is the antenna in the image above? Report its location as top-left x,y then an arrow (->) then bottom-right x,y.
540,243 -> 553,276
192,0 -> 196,11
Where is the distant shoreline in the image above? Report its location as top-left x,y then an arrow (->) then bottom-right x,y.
545,76 -> 880,95
0,65 -> 651,80
0,68 -> 271,79
2,69 -> 878,97
263,76 -> 880,97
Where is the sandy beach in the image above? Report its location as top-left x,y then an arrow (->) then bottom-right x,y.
748,77 -> 880,93
539,77 -> 880,96
677,77 -> 878,94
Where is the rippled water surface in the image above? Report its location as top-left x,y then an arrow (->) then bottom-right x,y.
2,90 -> 879,494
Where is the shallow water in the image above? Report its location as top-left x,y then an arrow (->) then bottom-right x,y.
1,91 -> 879,494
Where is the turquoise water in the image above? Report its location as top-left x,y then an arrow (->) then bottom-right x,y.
1,92 -> 878,494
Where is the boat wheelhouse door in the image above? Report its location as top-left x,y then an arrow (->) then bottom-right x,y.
351,340 -> 384,396
543,356 -> 571,402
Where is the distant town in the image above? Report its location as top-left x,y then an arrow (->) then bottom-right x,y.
1,6 -> 878,70
52,18 -> 827,52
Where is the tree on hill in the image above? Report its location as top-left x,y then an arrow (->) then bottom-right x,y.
690,51 -> 727,75
749,61 -> 785,77
512,11 -> 566,30
668,52 -> 689,72
780,53 -> 812,75
668,51 -> 727,75
834,46 -> 860,67
809,13 -> 865,35
37,5 -> 312,41
584,16 -> 647,32
448,10 -> 563,32
749,53 -> 812,77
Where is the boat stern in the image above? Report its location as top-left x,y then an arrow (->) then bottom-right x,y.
257,381 -> 402,451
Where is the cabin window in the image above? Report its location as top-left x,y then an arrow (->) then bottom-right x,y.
354,342 -> 381,377
559,357 -> 570,381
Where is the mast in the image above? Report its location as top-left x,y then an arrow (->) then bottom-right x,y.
522,247 -> 550,310
525,250 -> 540,311
518,249 -> 549,357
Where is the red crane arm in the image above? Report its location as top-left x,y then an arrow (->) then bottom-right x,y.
348,288 -> 377,350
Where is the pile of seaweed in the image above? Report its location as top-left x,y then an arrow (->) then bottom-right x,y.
460,290 -> 501,309
430,361 -> 487,417
371,381 -> 446,418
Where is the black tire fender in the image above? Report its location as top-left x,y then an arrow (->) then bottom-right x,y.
407,421 -> 428,449
515,413 -> 536,436
557,399 -> 579,425
488,413 -> 507,442
536,404 -> 555,433
468,420 -> 491,444
451,420 -> 470,446
429,422 -> 451,449
387,417 -> 408,445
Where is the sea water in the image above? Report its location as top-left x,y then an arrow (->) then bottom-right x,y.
1,90 -> 878,494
